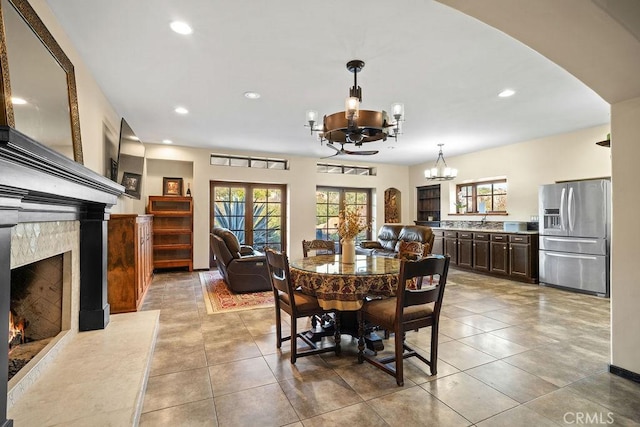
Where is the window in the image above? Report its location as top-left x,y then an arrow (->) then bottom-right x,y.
210,182 -> 286,251
456,179 -> 507,213
316,187 -> 372,247
316,163 -> 376,176
210,153 -> 288,170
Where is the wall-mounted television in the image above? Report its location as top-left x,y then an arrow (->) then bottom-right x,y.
116,118 -> 145,199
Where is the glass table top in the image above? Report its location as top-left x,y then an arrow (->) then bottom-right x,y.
290,254 -> 400,276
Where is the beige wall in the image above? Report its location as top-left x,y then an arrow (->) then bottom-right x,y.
610,96 -> 640,374
143,144 -> 410,268
409,124 -> 611,222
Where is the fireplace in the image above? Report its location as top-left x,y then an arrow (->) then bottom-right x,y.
8,253 -> 66,383
0,127 -> 123,427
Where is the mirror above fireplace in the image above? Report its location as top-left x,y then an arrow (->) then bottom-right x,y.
0,0 -> 83,163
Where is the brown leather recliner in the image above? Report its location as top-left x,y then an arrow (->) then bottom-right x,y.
210,227 -> 271,293
356,224 -> 434,258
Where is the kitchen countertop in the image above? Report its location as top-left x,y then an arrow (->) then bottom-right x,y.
432,227 -> 539,235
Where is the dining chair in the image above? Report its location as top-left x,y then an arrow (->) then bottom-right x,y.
302,239 -> 336,257
357,255 -> 450,386
265,248 -> 341,363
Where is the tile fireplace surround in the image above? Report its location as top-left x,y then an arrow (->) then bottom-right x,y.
0,126 -> 123,426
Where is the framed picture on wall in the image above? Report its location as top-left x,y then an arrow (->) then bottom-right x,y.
163,177 -> 183,196
121,172 -> 142,199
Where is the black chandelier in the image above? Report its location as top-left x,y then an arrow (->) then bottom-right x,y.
305,60 -> 404,147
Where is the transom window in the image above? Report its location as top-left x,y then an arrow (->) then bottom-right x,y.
457,179 -> 507,213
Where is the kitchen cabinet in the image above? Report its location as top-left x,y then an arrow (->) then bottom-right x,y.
432,228 -> 538,283
443,231 -> 458,264
490,233 -> 510,275
457,231 -> 473,268
147,196 -> 193,271
472,232 -> 490,272
415,184 -> 441,227
107,214 -> 154,313
509,235 -> 538,281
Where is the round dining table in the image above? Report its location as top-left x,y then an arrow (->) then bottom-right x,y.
289,254 -> 401,311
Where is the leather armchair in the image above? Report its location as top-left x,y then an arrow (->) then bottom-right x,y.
210,227 -> 271,293
356,224 -> 434,258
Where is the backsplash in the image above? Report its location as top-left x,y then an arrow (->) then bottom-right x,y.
439,220 -> 539,231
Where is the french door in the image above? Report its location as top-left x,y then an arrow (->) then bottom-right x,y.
210,181 -> 286,252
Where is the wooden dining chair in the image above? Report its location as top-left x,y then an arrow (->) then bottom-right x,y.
265,248 -> 341,363
357,255 -> 450,386
302,239 -> 336,257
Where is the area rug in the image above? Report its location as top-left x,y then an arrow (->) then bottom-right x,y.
199,271 -> 274,315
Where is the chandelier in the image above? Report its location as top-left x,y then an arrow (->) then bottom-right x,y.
305,60 -> 404,146
424,144 -> 458,180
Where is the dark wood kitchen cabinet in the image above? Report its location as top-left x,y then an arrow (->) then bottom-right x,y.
472,232 -> 490,272
490,233 -> 510,276
457,231 -> 474,268
509,234 -> 538,281
443,231 -> 458,264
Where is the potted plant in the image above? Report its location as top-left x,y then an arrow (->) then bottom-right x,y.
338,205 -> 370,264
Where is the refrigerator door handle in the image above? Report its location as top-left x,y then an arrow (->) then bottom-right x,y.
568,186 -> 575,232
546,252 -> 598,261
544,237 -> 599,244
560,187 -> 567,231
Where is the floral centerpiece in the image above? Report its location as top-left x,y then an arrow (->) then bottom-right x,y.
337,205 -> 369,264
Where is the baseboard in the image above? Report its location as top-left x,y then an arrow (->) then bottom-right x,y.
609,364 -> 640,383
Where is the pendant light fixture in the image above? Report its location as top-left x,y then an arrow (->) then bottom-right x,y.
424,144 -> 457,180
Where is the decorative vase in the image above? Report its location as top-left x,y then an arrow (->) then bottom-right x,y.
341,238 -> 356,264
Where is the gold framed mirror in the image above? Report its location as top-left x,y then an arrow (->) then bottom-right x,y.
0,0 -> 83,163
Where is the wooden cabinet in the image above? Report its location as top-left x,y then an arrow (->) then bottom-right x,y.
444,231 -> 458,264
107,214 -> 154,313
472,232 -> 490,272
416,184 -> 441,226
146,196 -> 193,271
509,235 -> 538,281
490,233 -> 510,275
457,231 -> 474,268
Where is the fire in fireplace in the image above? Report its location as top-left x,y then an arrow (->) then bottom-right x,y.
8,254 -> 64,381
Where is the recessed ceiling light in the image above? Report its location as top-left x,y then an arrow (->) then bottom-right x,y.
244,91 -> 260,99
174,106 -> 189,115
162,139 -> 173,144
498,89 -> 516,98
11,97 -> 27,105
130,136 -> 140,141
170,21 -> 193,35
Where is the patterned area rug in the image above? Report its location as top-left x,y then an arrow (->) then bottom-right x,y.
199,271 -> 274,315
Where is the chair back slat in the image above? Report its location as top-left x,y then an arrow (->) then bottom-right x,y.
397,256 -> 450,311
302,239 -> 336,257
265,249 -> 293,297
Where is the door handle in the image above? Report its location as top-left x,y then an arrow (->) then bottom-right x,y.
568,187 -> 575,232
546,252 -> 597,261
560,187 -> 566,231
544,237 -> 598,244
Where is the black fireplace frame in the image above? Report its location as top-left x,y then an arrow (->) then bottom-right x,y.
0,126 -> 123,426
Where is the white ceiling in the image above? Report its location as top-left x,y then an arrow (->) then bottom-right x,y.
46,0 -> 610,165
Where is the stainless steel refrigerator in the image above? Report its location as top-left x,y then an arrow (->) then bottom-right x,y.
538,179 -> 610,296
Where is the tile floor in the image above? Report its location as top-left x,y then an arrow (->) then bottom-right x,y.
139,269 -> 640,426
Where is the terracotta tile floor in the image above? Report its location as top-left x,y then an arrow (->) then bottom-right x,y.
139,269 -> 640,426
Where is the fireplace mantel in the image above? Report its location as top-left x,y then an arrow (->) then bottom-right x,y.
0,126 -> 124,427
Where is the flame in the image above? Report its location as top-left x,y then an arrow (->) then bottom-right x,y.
8,310 -> 25,346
